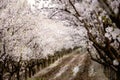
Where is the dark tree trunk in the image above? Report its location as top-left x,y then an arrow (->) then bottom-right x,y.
0,74 -> 3,80
28,67 -> 31,77
16,71 -> 20,80
16,67 -> 20,80
0,63 -> 3,80
116,68 -> 120,80
25,68 -> 27,80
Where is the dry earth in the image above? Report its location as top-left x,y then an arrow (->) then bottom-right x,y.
29,49 -> 108,80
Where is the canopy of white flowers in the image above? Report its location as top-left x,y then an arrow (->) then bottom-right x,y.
0,0 -> 120,61
0,0 -> 88,60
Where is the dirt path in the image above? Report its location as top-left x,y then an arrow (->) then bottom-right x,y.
29,49 -> 108,80
30,49 -> 90,80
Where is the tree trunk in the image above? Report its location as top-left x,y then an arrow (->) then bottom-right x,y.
0,74 -> 3,80
0,63 -> 3,80
25,68 -> 27,80
28,67 -> 31,77
116,68 -> 120,80
16,67 -> 20,80
16,71 -> 20,80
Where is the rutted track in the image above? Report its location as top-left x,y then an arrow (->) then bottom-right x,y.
30,49 -> 90,80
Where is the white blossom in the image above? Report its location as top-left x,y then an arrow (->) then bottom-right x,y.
113,59 -> 119,66
72,66 -> 79,76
